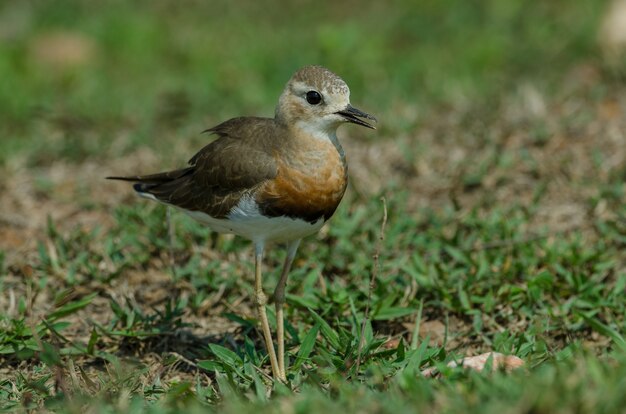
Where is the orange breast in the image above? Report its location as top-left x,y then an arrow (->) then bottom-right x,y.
257,144 -> 347,223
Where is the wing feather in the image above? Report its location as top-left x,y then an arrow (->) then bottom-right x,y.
107,117 -> 280,218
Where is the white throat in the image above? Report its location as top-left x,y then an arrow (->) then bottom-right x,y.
294,120 -> 344,158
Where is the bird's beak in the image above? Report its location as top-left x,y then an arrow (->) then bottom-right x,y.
336,104 -> 377,129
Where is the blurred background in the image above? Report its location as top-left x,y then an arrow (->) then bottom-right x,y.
1,0 -> 626,405
1,0 -> 625,274
0,0 -> 621,160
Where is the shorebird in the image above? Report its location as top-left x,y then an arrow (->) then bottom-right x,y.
108,65 -> 376,382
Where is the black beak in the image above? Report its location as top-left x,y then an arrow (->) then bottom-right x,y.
336,104 -> 377,129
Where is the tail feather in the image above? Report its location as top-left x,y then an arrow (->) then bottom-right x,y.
106,167 -> 193,184
107,167 -> 194,196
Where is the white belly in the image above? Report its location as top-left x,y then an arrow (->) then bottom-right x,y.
144,193 -> 324,244
138,192 -> 325,244
185,208 -> 324,244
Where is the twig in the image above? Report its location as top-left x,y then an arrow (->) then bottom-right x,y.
169,351 -> 199,369
355,197 -> 388,375
252,364 -> 274,383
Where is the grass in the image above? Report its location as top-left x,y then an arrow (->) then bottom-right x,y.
2,0 -> 626,412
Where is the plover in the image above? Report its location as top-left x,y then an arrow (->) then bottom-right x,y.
108,65 -> 376,382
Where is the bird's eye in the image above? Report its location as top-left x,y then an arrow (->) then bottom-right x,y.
305,91 -> 322,105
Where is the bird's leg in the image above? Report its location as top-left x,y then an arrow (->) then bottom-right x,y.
273,239 -> 301,380
254,243 -> 281,381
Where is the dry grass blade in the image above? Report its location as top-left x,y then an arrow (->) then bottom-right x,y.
355,197 -> 388,375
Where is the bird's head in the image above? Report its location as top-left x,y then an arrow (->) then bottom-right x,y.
275,65 -> 376,136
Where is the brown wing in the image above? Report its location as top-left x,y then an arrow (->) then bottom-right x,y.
107,117 -> 279,218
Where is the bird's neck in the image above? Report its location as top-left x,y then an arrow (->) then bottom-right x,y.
289,120 -> 345,161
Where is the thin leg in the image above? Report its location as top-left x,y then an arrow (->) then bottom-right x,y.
254,243 -> 281,381
274,239 -> 301,379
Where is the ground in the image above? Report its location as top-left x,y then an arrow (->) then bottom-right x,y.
1,1 -> 626,413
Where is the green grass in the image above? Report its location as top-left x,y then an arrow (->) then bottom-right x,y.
0,0 -> 608,164
2,0 -> 626,412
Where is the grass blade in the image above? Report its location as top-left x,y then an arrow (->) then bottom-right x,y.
309,309 -> 341,350
293,322 -> 320,371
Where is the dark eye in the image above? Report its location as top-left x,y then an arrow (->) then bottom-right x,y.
305,90 -> 322,105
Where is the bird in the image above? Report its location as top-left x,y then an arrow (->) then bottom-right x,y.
107,65 -> 376,382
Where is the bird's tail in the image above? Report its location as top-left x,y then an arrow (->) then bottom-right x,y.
106,168 -> 193,194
